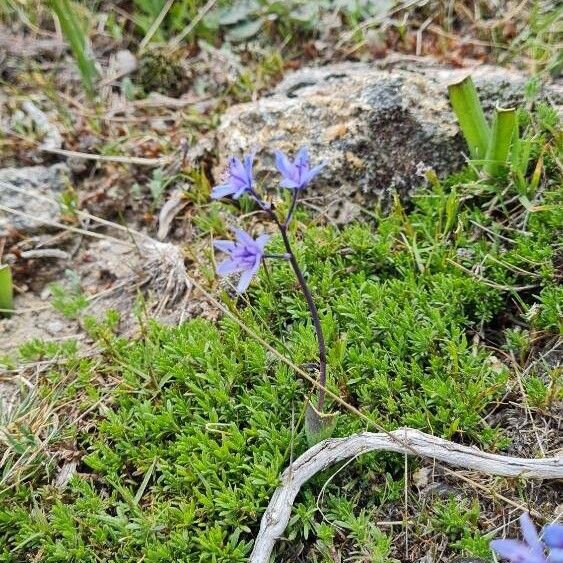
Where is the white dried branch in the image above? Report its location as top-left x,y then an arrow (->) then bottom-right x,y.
250,428 -> 563,563
20,249 -> 70,260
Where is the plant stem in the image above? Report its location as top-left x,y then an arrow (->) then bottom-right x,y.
284,190 -> 299,228
250,189 -> 327,410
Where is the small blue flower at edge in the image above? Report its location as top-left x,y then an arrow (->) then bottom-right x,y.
211,153 -> 255,199
275,146 -> 326,190
490,513 -> 563,563
214,229 -> 269,293
544,523 -> 563,563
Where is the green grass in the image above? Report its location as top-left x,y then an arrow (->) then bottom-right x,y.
0,108 -> 561,561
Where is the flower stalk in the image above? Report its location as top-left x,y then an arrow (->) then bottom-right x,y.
212,148 -> 333,440
257,190 -> 328,411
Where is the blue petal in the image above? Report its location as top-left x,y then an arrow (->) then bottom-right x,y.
232,185 -> 250,199
229,157 -> 249,185
280,178 -> 299,189
302,162 -> 326,186
255,234 -> 270,250
236,262 -> 259,293
549,548 -> 563,563
295,146 -> 309,168
544,524 -> 563,548
275,150 -> 294,179
243,152 -> 255,185
216,259 -> 244,276
234,228 -> 255,247
491,539 -> 539,562
521,514 -> 544,556
214,240 -> 236,253
211,184 -> 236,199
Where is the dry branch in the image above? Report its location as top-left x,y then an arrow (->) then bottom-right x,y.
250,428 -> 563,562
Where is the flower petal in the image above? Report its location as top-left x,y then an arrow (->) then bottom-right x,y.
211,184 -> 236,199
216,259 -> 244,276
491,539 -> 536,561
304,161 -> 327,182
229,157 -> 248,183
254,234 -> 270,251
544,524 -> 563,548
233,228 -> 255,246
232,185 -> 250,199
236,262 -> 259,293
295,146 -> 309,169
521,513 -> 544,556
243,152 -> 255,184
214,240 -> 236,253
275,150 -> 294,178
549,548 -> 563,563
280,178 -> 299,189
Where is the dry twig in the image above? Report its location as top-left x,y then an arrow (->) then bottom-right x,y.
250,429 -> 563,563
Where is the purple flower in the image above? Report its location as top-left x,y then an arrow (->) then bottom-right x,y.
491,514 -> 547,563
275,147 -> 326,190
214,229 -> 269,293
211,153 -> 255,199
544,523 -> 563,563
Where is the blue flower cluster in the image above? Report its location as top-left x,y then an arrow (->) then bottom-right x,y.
212,147 -> 325,293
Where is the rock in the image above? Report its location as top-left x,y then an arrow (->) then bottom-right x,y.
21,100 -> 63,151
216,58 -> 562,222
114,49 -> 138,76
0,164 -> 69,234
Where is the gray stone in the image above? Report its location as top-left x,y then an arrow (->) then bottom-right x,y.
216,58 -> 562,222
0,164 -> 69,234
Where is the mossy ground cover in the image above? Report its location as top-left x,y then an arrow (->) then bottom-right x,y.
1,102 -> 561,562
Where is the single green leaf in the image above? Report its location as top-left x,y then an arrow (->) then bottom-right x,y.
484,107 -> 516,177
49,0 -> 98,97
448,76 -> 490,160
0,264 -> 13,317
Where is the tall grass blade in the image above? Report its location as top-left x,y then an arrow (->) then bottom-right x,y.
0,264 -> 13,317
448,76 -> 490,159
485,108 -> 516,177
49,0 -> 98,97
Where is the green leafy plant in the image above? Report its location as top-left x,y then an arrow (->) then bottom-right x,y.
49,271 -> 88,319
448,76 -> 516,177
48,0 -> 98,96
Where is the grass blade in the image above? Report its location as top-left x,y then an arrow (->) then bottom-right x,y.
0,264 -> 13,317
485,107 -> 517,177
49,0 -> 98,97
448,76 -> 490,159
